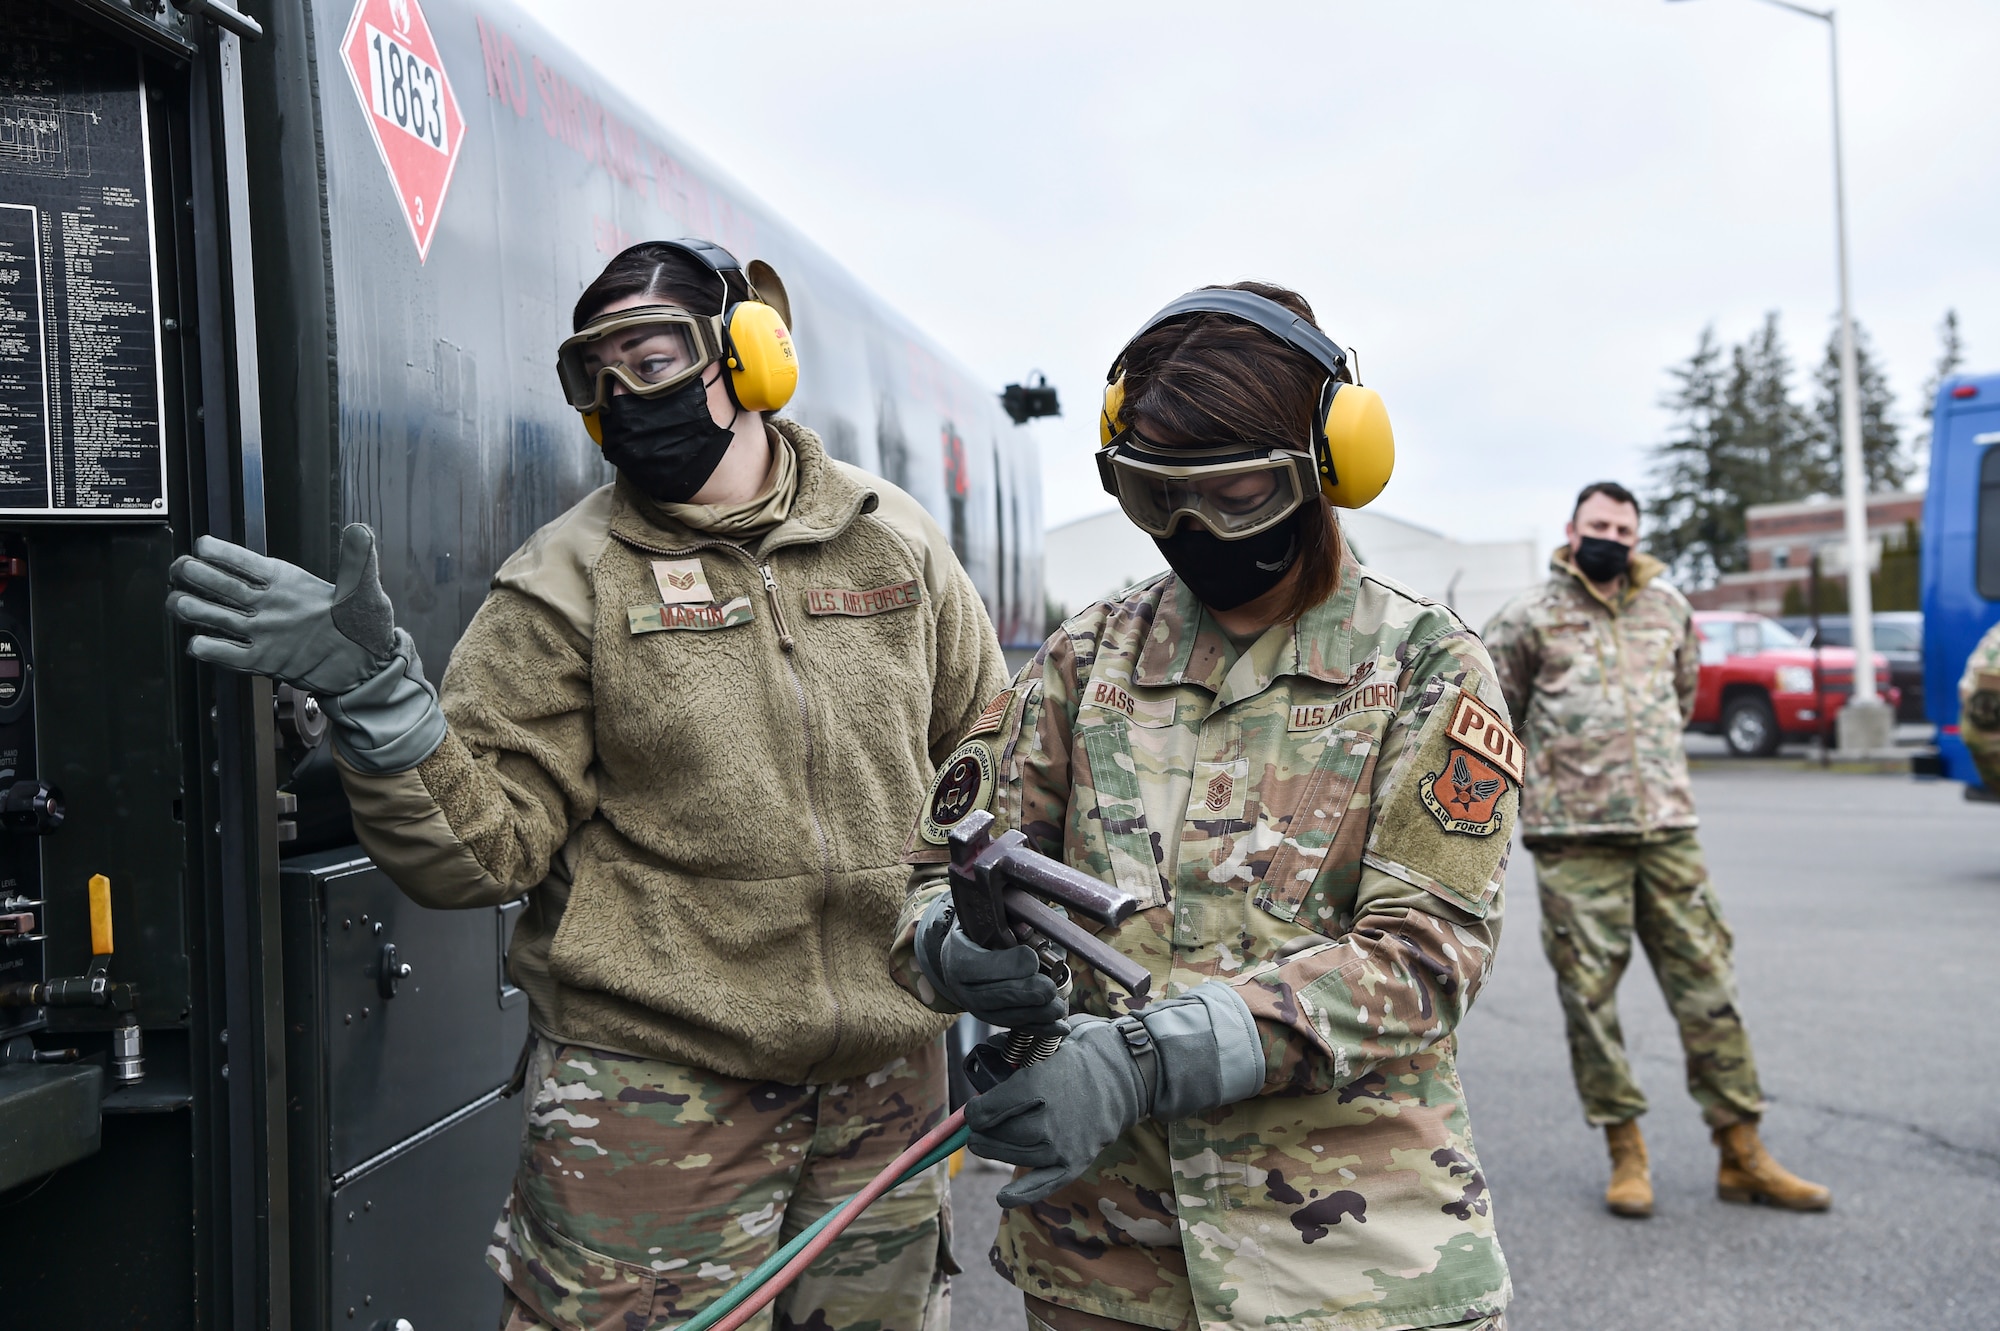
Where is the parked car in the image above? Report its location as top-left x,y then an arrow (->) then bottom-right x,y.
1773,611 -> 1925,723
1689,612 -> 1899,756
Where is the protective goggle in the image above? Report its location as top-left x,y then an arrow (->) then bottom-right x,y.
1095,432 -> 1318,539
555,306 -> 728,414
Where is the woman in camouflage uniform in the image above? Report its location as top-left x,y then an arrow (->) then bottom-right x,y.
894,284 -> 1516,1331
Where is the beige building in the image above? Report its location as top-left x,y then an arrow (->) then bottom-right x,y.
1685,491 -> 1924,613
1043,507 -> 1541,634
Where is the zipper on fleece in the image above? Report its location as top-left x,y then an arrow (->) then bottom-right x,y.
759,559 -> 842,1074
760,563 -> 796,652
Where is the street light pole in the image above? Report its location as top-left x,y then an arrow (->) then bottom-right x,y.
1672,0 -> 1889,745
1817,7 -> 1879,713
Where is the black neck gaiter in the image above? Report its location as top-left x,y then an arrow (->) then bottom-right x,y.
598,378 -> 737,503
1154,513 -> 1303,612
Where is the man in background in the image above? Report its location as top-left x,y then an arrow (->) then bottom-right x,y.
1482,481 -> 1830,1219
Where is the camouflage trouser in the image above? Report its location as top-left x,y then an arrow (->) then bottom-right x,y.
1022,1294 -> 1507,1331
487,1034 -> 953,1331
991,1063 -> 1509,1331
1530,830 -> 1766,1129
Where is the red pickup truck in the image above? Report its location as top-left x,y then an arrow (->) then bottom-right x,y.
1689,612 -> 1899,756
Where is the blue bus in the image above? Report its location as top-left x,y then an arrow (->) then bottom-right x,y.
1920,371 -> 2000,787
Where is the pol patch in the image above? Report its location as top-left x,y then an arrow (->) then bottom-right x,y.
920,739 -> 995,845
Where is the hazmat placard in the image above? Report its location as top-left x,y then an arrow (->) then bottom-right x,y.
340,0 -> 466,261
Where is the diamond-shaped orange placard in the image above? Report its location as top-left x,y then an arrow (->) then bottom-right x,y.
340,0 -> 466,262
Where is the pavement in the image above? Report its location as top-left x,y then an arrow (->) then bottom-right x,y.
948,762 -> 2000,1330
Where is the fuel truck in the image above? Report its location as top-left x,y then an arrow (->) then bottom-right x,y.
0,1 -> 1045,1326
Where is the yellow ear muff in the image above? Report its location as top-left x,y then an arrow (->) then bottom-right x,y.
1099,373 -> 1127,446
582,409 -> 604,445
1317,384 -> 1394,509
722,300 -> 799,412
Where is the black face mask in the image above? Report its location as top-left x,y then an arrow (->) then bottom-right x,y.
1573,535 -> 1632,583
1154,513 -> 1303,613
597,377 -> 736,503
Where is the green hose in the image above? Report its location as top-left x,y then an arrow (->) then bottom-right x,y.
677,1125 -> 972,1331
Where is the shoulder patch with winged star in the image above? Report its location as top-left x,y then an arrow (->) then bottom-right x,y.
1419,745 -> 1510,836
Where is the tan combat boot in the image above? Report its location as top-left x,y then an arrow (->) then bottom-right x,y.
1603,1119 -> 1653,1218
1714,1121 -> 1832,1211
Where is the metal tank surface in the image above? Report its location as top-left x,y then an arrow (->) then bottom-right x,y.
0,1 -> 1044,1329
258,0 -> 1043,664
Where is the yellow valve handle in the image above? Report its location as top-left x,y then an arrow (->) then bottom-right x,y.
89,873 -> 113,957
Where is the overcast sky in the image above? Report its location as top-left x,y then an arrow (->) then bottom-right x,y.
519,0 -> 1999,559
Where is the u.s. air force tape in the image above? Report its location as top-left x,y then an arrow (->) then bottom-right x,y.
920,739 -> 995,845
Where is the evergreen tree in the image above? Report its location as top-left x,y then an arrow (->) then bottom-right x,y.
1646,326 -> 1728,586
1739,312 -> 1831,500
1914,308 -> 1965,462
1647,314 -> 1822,584
1811,317 -> 1905,492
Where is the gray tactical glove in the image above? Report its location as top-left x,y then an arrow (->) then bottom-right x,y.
965,981 -> 1266,1207
165,524 -> 447,775
913,895 -> 1068,1029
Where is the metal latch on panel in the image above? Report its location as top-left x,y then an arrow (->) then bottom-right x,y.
378,942 -> 411,999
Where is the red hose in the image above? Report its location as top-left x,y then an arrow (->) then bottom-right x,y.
710,1106 -> 970,1331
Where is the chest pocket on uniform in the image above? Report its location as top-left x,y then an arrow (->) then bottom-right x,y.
1251,720 -> 1387,924
1539,614 -> 1603,694
1076,724 -> 1171,910
1621,624 -> 1677,691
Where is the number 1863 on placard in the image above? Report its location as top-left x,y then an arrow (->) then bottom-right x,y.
365,24 -> 445,152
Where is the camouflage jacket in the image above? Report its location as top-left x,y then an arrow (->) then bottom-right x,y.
893,537 -> 1516,1328
1958,619 -> 2000,791
1482,549 -> 1699,839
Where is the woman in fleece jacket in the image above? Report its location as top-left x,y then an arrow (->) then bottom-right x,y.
164,239 -> 1007,1331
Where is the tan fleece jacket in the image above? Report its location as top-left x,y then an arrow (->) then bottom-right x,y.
335,421 -> 1009,1083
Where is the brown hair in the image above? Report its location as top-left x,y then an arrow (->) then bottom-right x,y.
572,241 -> 739,331
1114,280 -> 1341,623
1573,480 -> 1641,521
